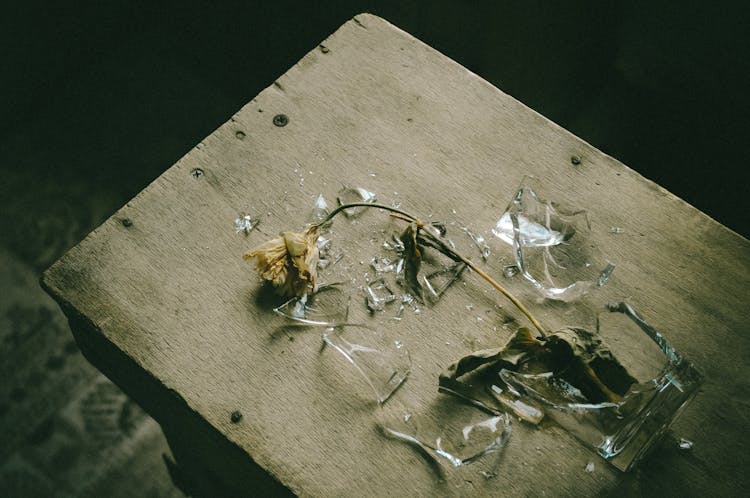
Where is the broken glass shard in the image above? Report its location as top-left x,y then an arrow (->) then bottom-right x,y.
337,186 -> 377,217
273,284 -> 349,326
502,265 -> 519,278
463,227 -> 491,261
379,401 -> 511,468
678,438 -> 693,450
492,212 -> 564,247
609,226 -> 624,234
383,235 -> 405,253
308,194 -> 331,226
322,326 -> 410,403
488,384 -> 544,425
370,257 -> 396,274
364,278 -> 398,312
421,262 -> 467,303
234,213 -> 260,235
492,176 -> 615,302
317,236 -> 332,258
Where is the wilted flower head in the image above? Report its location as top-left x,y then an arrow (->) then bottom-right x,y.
243,226 -> 319,297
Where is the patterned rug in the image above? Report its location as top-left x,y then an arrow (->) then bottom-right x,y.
0,245 -> 183,498
0,112 -> 184,496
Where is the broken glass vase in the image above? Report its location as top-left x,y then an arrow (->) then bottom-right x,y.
499,303 -> 703,471
492,177 -> 614,302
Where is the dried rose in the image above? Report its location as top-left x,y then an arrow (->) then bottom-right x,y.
243,226 -> 319,297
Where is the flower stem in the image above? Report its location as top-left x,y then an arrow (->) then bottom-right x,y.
416,230 -> 547,337
462,259 -> 546,337
315,202 -> 418,227
316,202 -> 546,337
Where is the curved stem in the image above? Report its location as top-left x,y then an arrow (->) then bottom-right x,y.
315,202 -> 418,228
461,258 -> 547,337
316,202 -> 546,337
416,229 -> 546,336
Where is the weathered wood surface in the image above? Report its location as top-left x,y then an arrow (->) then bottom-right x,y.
43,13 -> 750,497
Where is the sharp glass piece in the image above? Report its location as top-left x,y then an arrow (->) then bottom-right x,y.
493,176 -> 615,302
364,277 -> 398,312
323,327 -> 410,404
379,402 -> 511,468
421,262 -> 467,303
463,227 -> 491,261
308,194 -> 331,226
273,284 -> 350,326
336,186 -> 377,217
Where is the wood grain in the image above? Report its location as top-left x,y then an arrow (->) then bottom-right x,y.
43,13 -> 750,497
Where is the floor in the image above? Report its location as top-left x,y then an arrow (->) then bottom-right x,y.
1,2 -> 747,496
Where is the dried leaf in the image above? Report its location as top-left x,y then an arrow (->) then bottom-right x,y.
440,326 -> 636,404
399,223 -> 423,300
440,328 -> 540,384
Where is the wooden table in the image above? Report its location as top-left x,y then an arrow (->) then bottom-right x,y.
43,14 -> 749,497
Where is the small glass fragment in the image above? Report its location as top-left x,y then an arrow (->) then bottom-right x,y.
380,403 -> 511,468
463,227 -> 491,261
502,265 -> 519,278
383,234 -> 405,253
323,327 -> 410,403
317,236 -> 332,258
678,438 -> 693,450
273,284 -> 349,326
308,194 -> 331,226
492,177 -> 615,302
370,257 -> 396,274
421,263 -> 467,303
488,384 -> 544,425
609,226 -> 624,234
234,213 -> 260,235
585,462 -> 595,473
336,186 -> 377,217
364,278 -> 398,312
316,236 -> 342,270
480,470 -> 497,479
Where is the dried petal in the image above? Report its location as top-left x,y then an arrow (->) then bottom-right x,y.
244,226 -> 320,297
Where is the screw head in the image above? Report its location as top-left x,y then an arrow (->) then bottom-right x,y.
230,410 -> 243,423
122,218 -> 133,227
191,168 -> 204,178
571,155 -> 582,165
273,114 -> 289,127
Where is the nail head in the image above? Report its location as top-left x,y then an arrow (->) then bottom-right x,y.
571,155 -> 581,165
273,114 -> 289,127
235,130 -> 246,139
230,410 -> 243,423
122,218 -> 133,227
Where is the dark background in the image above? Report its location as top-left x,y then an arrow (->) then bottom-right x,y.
2,0 -> 749,260
0,1 -> 748,495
